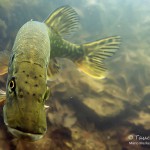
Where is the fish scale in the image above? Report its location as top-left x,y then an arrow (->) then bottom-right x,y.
12,21 -> 50,66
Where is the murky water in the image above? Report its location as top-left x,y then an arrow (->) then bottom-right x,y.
0,0 -> 150,149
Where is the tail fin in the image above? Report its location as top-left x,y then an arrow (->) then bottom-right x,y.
44,5 -> 79,38
76,36 -> 121,79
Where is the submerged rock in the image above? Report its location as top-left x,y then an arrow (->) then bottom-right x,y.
129,111 -> 150,130
82,96 -> 124,117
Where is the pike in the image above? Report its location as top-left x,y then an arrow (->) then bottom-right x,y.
0,6 -> 120,140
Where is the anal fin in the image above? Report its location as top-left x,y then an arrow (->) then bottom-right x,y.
76,36 -> 121,79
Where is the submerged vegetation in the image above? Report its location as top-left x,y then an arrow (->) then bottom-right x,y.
0,0 -> 150,149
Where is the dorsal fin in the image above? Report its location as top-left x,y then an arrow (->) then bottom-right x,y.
44,6 -> 79,38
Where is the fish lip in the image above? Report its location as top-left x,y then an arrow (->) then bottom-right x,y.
8,127 -> 44,141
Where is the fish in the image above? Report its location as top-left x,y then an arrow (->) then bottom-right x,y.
0,6 -> 120,141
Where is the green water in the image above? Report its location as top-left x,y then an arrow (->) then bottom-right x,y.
0,0 -> 150,149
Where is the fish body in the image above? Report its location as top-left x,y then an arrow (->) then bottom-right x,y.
3,21 -> 51,140
50,31 -> 83,61
0,6 -> 121,141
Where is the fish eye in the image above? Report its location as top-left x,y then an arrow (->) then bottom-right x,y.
8,77 -> 16,92
9,80 -> 15,88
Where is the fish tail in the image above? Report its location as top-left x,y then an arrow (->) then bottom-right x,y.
75,36 -> 121,79
44,5 -> 79,38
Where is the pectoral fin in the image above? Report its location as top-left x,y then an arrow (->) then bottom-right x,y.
0,89 -> 6,106
47,58 -> 60,81
0,51 -> 9,75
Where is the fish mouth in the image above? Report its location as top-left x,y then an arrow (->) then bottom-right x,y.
8,127 -> 44,141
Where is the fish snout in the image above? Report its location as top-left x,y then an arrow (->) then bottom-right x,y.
3,105 -> 47,141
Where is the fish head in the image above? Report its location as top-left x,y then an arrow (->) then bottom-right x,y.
3,63 -> 50,141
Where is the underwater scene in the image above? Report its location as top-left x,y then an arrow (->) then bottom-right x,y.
0,0 -> 150,149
